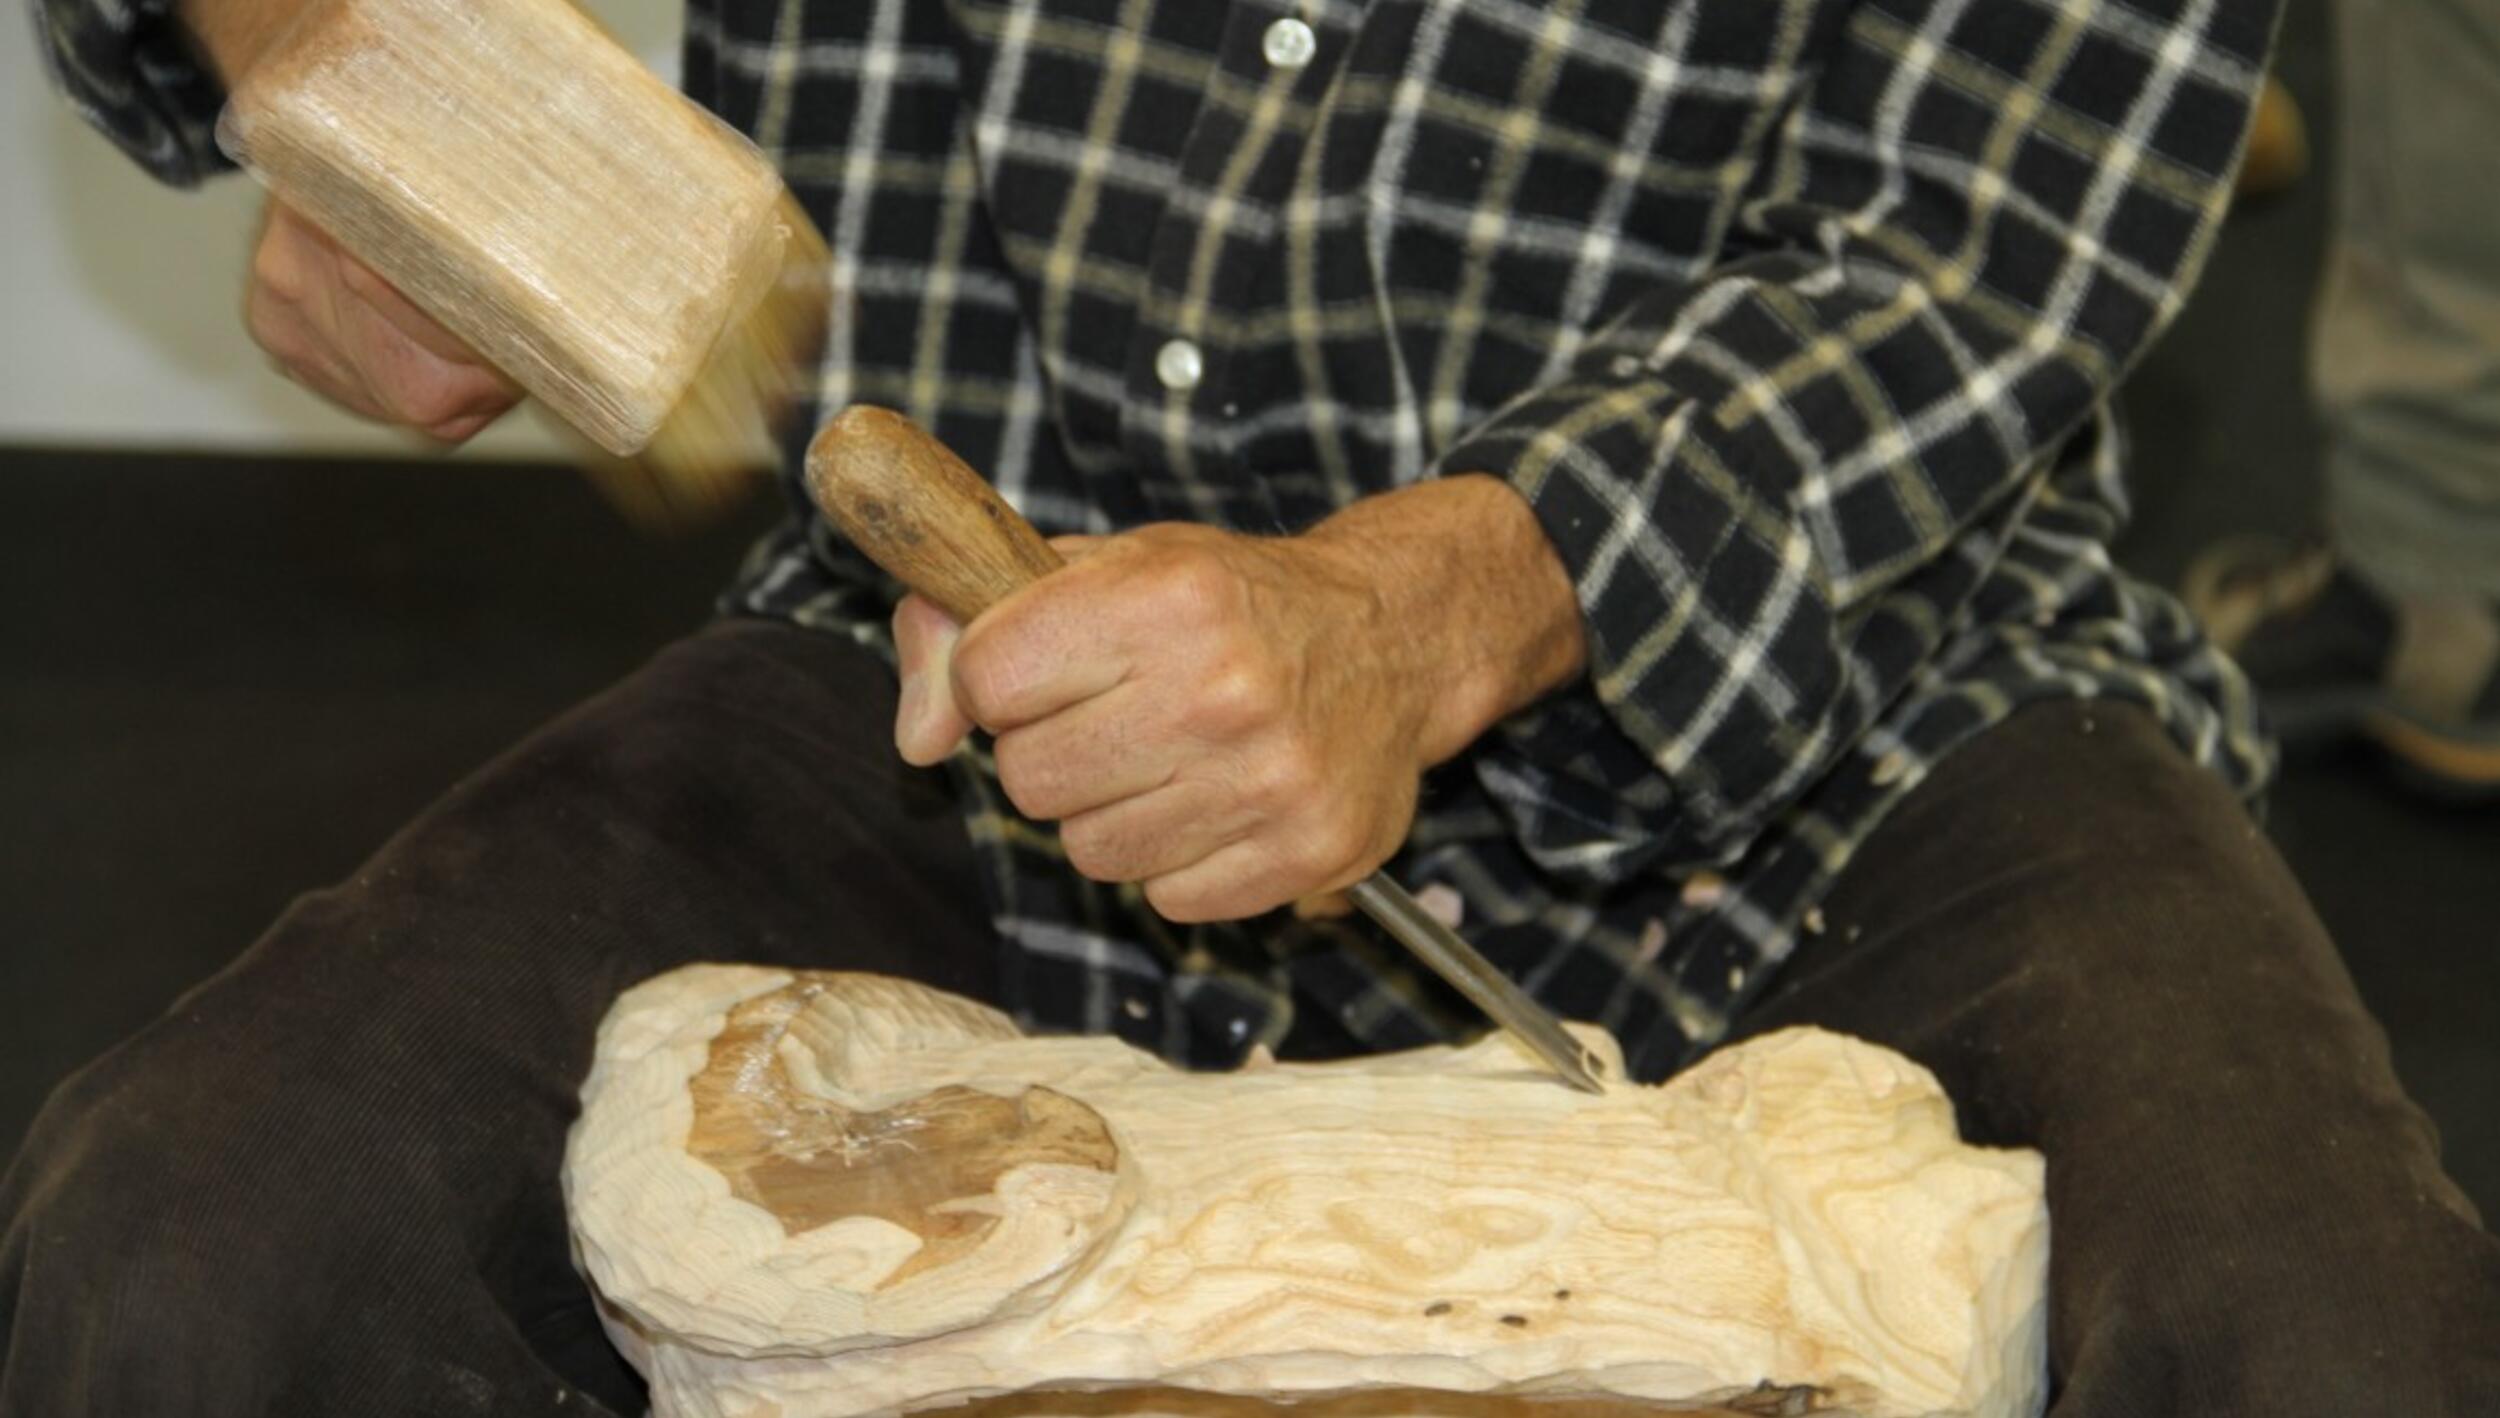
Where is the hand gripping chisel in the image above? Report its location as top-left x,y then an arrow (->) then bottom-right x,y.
804,406 -> 1607,1094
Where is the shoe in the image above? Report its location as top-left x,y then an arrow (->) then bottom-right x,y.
2183,535 -> 2500,798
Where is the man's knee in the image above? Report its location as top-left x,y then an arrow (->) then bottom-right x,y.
0,1030 -> 378,1414
2053,1215 -> 2500,1416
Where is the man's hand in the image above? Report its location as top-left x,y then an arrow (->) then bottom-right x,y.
893,476 -> 1586,923
244,201 -> 522,444
175,0 -> 522,444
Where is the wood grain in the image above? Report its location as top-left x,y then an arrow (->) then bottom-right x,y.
687,986 -> 1119,1287
566,968 -> 2049,1418
805,405 -> 1066,622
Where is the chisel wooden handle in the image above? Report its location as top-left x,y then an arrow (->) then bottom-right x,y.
804,405 -> 1064,622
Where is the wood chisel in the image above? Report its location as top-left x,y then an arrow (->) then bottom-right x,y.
805,406 -> 1609,1094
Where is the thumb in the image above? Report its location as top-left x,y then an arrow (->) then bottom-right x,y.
893,593 -> 975,765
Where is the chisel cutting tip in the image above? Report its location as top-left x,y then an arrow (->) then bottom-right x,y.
1345,874 -> 1610,1094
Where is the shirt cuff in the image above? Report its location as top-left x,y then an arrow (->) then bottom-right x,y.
1434,347 -> 1735,887
32,0 -> 234,186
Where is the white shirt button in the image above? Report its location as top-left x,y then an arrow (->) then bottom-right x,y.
1155,338 -> 1204,391
1262,17 -> 1316,71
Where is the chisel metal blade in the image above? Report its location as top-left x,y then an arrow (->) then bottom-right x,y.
1345,874 -> 1608,1093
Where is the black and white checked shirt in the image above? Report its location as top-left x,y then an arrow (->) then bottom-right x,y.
45,0 -> 2278,1080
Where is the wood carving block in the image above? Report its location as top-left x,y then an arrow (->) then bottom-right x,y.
565,968 -> 2049,1418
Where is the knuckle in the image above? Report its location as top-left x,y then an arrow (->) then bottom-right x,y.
335,254 -> 392,304
1249,742 -> 1321,809
1196,660 -> 1281,734
249,235 -> 303,303
993,743 -> 1059,819
945,627 -> 1009,725
952,656 -> 1012,729
1060,819 -> 1132,882
1150,554 -> 1234,627
1297,815 -> 1369,880
382,360 -> 485,428
1171,556 -> 1231,606
1143,875 -> 1213,923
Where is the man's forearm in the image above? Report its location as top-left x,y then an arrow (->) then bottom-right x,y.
1302,474 -> 1588,767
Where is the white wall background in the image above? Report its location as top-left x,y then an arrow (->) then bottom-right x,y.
1,0 -> 679,458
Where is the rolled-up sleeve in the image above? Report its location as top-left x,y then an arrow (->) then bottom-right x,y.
30,0 -> 233,185
1440,0 -> 2279,883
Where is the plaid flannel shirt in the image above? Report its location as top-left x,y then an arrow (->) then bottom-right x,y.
44,0 -> 2278,1080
